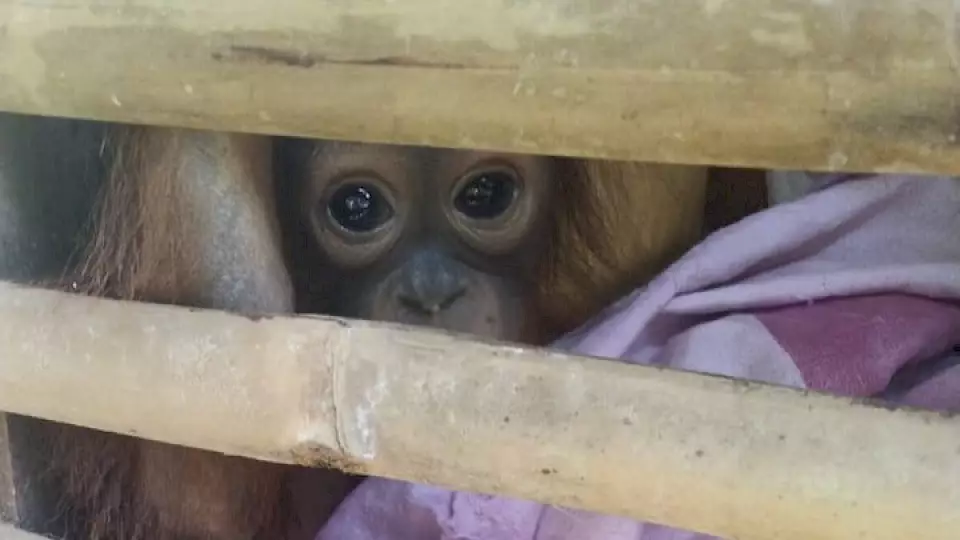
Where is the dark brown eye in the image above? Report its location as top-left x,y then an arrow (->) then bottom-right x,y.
327,183 -> 393,233
454,171 -> 518,219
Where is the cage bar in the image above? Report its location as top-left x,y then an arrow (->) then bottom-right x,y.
0,0 -> 958,173
0,282 -> 957,540
1,1 -> 959,538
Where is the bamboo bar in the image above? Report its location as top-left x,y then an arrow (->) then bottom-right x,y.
0,282 -> 957,540
0,0 -> 958,174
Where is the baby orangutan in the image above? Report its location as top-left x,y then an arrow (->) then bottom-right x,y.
46,128 -> 703,540
280,140 -> 592,345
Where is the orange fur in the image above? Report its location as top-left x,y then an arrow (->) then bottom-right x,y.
56,125 -> 290,540
54,127 -> 706,539
538,159 -> 706,335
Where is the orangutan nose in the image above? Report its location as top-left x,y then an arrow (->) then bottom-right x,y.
396,251 -> 468,315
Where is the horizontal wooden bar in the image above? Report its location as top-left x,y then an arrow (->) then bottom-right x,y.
0,283 -> 957,539
0,0 -> 958,173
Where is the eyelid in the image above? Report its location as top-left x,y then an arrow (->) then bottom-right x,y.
309,181 -> 403,269
322,172 -> 397,217
448,159 -> 525,219
444,161 -> 535,256
450,160 -> 522,201
324,169 -> 391,196
312,174 -> 400,251
326,183 -> 395,236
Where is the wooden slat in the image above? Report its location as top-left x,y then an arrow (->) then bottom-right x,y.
0,415 -> 15,526
0,0 -> 958,173
0,282 -> 957,540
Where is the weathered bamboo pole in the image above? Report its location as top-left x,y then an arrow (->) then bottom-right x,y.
0,283 -> 957,539
0,0 -> 958,174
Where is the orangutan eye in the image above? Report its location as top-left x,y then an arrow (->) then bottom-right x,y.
327,183 -> 394,233
454,170 -> 518,220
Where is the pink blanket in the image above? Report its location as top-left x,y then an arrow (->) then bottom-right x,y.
316,174 -> 960,540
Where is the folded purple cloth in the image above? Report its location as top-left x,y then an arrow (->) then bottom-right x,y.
317,175 -> 960,540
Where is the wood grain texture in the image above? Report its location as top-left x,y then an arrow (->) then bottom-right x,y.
0,0 -> 958,173
0,282 -> 957,539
